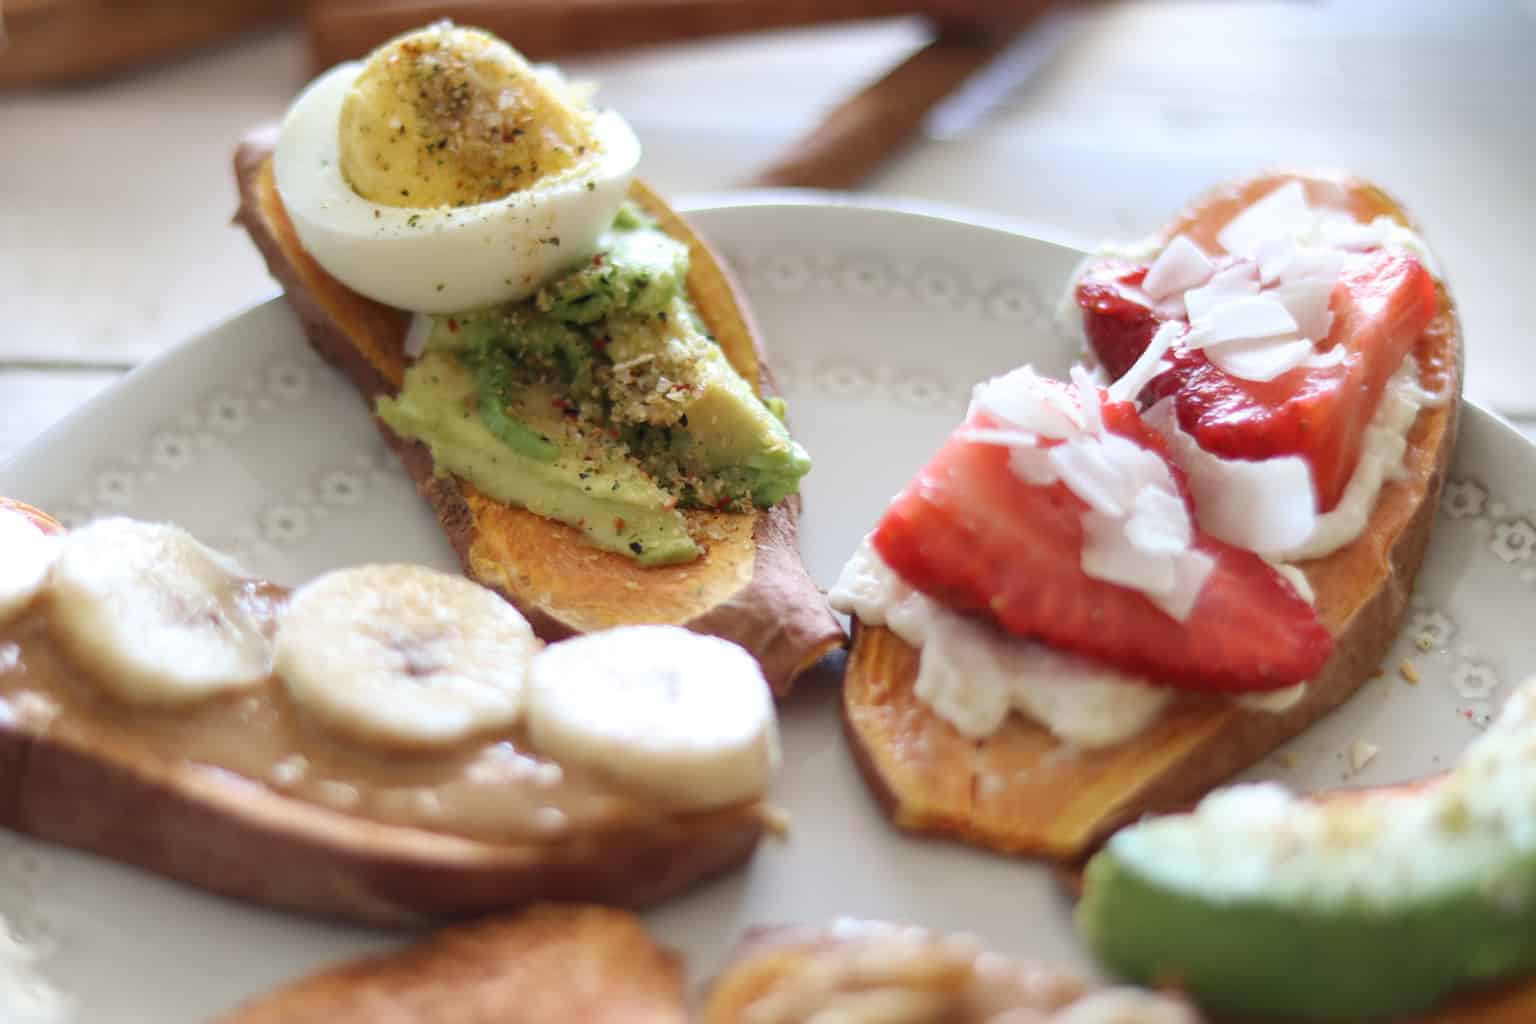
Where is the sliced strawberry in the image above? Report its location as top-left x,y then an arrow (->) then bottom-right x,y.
872,398 -> 1332,693
1075,260 -> 1159,382
1078,250 -> 1437,512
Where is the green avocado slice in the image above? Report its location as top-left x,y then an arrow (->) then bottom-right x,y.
377,203 -> 811,565
1078,685 -> 1536,1021
602,298 -> 811,509
378,352 -> 699,566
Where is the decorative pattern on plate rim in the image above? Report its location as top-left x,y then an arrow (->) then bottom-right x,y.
1376,473 -> 1536,732
725,245 -> 1062,409
770,357 -> 965,412
727,245 -> 1054,327
49,360 -> 318,531
0,833 -> 72,1022
222,448 -> 406,570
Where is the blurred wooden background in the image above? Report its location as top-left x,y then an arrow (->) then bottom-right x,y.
3,0 -> 1535,459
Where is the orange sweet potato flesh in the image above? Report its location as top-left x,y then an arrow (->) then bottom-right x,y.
233,126 -> 843,696
215,904 -> 687,1023
843,171 -> 1463,861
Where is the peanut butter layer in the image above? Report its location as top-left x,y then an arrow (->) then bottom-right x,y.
0,589 -> 685,844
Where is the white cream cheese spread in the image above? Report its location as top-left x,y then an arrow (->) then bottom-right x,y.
831,537 -> 1173,750
832,538 -> 1312,746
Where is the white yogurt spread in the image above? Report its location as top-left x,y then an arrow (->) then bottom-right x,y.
0,915 -> 70,1024
832,537 -> 1173,749
832,537 -> 1314,746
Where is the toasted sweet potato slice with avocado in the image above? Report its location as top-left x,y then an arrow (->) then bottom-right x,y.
842,171 -> 1462,859
233,128 -> 843,695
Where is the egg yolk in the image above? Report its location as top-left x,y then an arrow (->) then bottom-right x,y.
338,23 -> 598,209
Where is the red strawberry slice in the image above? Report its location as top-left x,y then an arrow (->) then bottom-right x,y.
871,395 -> 1332,693
1077,250 -> 1437,512
1075,260 -> 1159,382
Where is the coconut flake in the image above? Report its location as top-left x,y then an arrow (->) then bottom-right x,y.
403,313 -> 434,360
1108,321 -> 1182,405
1009,445 -> 1059,485
973,367 -> 1083,437
1320,214 -> 1392,251
1050,436 -> 1132,517
1071,364 -> 1105,435
1347,739 -> 1379,774
1302,344 -> 1348,369
1281,244 -> 1347,284
1239,681 -> 1308,713
1183,263 -> 1260,322
1206,336 -> 1314,382
1162,548 -> 1215,621
976,367 -> 1215,624
1124,486 -> 1193,554
1146,399 -> 1317,555
1186,294 -> 1299,348
1217,181 -> 1311,257
1056,430 -> 1212,623
1269,276 -> 1336,343
1142,234 -> 1215,300
1254,236 -> 1295,285
958,427 -> 1040,449
1082,509 -> 1177,596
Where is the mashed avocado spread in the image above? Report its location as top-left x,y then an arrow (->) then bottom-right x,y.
377,204 -> 811,565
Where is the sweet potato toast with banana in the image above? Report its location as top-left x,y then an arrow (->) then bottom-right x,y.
0,500 -> 778,924
837,170 -> 1461,860
233,23 -> 841,696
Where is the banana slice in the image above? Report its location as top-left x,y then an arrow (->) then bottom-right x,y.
275,564 -> 539,751
0,506 -> 57,626
50,519 -> 272,705
526,625 -> 780,811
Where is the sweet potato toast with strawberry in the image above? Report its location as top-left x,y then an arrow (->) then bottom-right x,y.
839,170 -> 1461,860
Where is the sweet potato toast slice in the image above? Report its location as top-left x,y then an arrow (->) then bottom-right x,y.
842,171 -> 1462,860
215,904 -> 686,1023
0,502 -> 767,925
702,921 -> 1200,1021
233,126 -> 843,696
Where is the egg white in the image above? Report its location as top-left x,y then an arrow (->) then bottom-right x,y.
273,62 -> 642,314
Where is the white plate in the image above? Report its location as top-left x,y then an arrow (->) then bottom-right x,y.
0,196 -> 1525,1022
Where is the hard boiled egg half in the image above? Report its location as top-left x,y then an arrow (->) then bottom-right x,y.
274,23 -> 641,314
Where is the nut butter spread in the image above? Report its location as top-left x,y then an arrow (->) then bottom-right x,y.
0,588 -> 677,843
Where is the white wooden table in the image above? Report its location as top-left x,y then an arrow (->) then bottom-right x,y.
5,0 -> 1535,463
